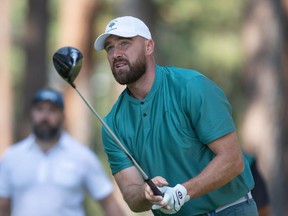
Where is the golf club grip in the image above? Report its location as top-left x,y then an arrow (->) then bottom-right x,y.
145,178 -> 164,197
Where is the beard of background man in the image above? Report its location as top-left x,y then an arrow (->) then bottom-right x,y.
33,120 -> 61,142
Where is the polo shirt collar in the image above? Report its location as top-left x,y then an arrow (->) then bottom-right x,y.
145,64 -> 162,101
26,132 -> 66,152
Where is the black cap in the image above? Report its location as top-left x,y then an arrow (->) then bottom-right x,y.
32,88 -> 64,110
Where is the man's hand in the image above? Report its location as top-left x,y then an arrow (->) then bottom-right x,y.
152,184 -> 190,214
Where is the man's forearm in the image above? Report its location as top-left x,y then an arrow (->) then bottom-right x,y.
0,208 -> 10,216
0,198 -> 11,216
122,184 -> 152,212
183,132 -> 244,199
183,151 -> 243,199
114,166 -> 155,212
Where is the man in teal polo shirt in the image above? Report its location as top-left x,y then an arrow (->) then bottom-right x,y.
94,16 -> 258,215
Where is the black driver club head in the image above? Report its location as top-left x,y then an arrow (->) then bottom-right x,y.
53,46 -> 83,87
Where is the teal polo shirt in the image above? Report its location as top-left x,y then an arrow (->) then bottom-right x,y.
102,65 -> 254,215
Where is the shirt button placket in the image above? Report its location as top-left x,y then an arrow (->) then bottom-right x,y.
140,101 -> 149,129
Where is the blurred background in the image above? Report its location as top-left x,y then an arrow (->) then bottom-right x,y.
1,0 -> 287,215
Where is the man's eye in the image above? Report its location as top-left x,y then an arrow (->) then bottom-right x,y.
120,41 -> 129,47
105,46 -> 114,52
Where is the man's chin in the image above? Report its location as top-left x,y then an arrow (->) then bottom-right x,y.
34,128 -> 60,141
113,73 -> 128,85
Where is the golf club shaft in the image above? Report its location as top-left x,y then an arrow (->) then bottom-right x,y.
73,87 -> 163,196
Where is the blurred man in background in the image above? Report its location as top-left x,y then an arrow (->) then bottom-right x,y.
0,87 -> 125,216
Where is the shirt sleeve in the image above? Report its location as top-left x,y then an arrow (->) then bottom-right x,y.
184,75 -> 236,144
83,150 -> 114,201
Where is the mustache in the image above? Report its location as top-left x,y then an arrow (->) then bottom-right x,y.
113,57 -> 129,67
38,120 -> 51,126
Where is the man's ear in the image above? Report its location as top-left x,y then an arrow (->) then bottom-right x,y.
145,39 -> 155,55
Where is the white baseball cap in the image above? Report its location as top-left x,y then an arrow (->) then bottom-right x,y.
94,16 -> 152,50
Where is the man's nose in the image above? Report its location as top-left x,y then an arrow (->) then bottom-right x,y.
112,46 -> 124,59
38,109 -> 52,118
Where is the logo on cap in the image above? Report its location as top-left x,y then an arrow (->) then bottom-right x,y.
107,20 -> 118,32
108,22 -> 116,28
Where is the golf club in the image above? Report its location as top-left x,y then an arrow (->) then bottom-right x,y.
53,46 -> 163,196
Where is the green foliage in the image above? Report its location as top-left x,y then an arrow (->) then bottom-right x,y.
84,195 -> 103,216
151,0 -> 246,123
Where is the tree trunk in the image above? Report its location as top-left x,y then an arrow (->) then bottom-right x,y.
56,0 -> 99,144
241,0 -> 286,214
276,0 -> 288,213
0,0 -> 13,155
17,0 -> 49,140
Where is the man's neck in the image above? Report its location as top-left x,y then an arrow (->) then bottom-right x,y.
128,66 -> 156,100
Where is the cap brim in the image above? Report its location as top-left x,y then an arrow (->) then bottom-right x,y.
94,33 -> 110,50
94,31 -> 138,50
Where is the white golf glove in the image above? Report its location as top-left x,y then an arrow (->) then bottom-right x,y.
152,184 -> 190,214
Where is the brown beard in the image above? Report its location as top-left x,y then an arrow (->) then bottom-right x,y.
112,54 -> 147,85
